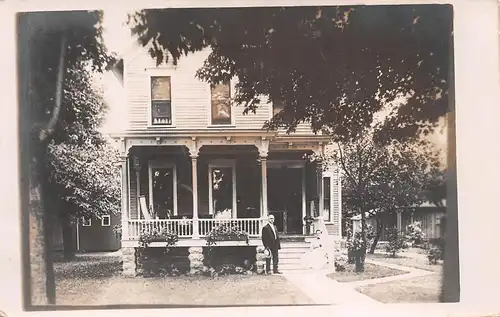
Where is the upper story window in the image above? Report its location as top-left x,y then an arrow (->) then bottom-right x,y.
210,82 -> 232,125
151,76 -> 172,125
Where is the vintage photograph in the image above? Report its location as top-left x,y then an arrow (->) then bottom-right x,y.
18,4 -> 456,310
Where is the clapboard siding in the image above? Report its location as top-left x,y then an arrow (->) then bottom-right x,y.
330,171 -> 341,237
124,45 -> 317,134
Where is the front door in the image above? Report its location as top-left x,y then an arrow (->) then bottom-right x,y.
267,167 -> 303,234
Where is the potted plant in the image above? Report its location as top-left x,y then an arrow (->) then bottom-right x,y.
303,215 -> 315,234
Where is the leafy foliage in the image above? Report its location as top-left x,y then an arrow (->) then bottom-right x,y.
427,246 -> 443,265
405,221 -> 425,246
112,224 -> 122,240
334,255 -> 348,272
47,141 -> 121,219
138,228 -> 179,249
128,5 -> 452,142
385,227 -> 409,257
313,133 -> 442,225
22,11 -> 115,143
206,224 -> 250,246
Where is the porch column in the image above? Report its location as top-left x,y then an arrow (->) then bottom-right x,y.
190,151 -> 200,239
132,156 -> 141,219
260,156 -> 268,218
119,155 -> 129,240
259,137 -> 269,220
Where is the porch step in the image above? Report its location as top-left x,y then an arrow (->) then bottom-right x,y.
280,242 -> 311,249
278,235 -> 307,242
324,223 -> 336,235
276,241 -> 311,271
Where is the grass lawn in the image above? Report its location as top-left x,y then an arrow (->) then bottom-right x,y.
366,252 -> 443,273
54,252 -> 314,306
356,274 -> 442,303
326,263 -> 408,283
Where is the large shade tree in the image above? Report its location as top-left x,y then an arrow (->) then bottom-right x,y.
128,5 -> 452,143
18,11 -> 114,305
45,60 -> 121,260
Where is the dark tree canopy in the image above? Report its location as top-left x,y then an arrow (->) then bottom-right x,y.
128,5 -> 452,143
22,10 -> 115,143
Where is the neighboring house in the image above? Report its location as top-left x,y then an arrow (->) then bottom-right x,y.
356,200 -> 446,241
108,44 -> 342,275
52,213 -> 121,252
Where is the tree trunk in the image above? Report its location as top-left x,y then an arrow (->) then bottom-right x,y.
60,210 -> 75,260
369,218 -> 383,254
29,151 -> 56,305
359,208 -> 367,272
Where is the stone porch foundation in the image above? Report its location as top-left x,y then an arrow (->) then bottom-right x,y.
255,246 -> 266,274
188,246 -> 204,275
122,247 -> 137,277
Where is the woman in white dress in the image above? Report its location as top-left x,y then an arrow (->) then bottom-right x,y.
301,230 -> 329,270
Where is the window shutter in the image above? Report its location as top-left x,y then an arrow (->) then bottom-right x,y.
331,170 -> 342,237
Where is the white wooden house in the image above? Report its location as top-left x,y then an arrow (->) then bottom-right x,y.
109,44 -> 342,275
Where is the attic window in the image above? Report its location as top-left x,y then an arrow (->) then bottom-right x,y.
151,76 -> 172,125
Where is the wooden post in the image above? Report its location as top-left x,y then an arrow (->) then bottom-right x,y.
259,138 -> 269,220
119,156 -> 129,240
189,139 -> 200,239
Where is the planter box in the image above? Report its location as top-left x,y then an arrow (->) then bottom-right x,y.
214,235 -> 248,242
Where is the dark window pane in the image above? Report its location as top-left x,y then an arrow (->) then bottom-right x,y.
323,177 -> 331,222
152,167 -> 174,219
152,100 -> 172,125
212,167 -> 233,215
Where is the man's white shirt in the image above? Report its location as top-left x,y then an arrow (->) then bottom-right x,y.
268,223 -> 277,239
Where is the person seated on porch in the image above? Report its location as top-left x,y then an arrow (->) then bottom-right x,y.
300,230 -> 329,270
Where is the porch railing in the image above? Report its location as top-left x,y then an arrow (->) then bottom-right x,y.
128,219 -> 195,240
198,218 -> 262,237
126,218 -> 263,240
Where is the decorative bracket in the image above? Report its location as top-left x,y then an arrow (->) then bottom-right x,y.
258,137 -> 270,158
188,136 -> 202,158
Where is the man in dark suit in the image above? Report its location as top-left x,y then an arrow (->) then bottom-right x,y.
261,214 -> 282,274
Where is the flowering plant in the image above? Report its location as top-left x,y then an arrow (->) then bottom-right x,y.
205,224 -> 249,246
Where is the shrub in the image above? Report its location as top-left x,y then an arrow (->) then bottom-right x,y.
427,246 -> 443,264
406,221 -> 425,246
334,255 -> 348,272
112,224 -> 122,240
428,237 -> 445,260
385,227 -> 408,257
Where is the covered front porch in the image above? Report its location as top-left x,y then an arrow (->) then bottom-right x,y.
115,132 -> 337,247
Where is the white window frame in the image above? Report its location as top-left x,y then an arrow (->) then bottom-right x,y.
208,159 -> 237,218
148,160 -> 178,217
82,217 -> 92,227
101,215 -> 111,227
147,68 -> 177,128
322,173 -> 334,223
207,78 -> 236,128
